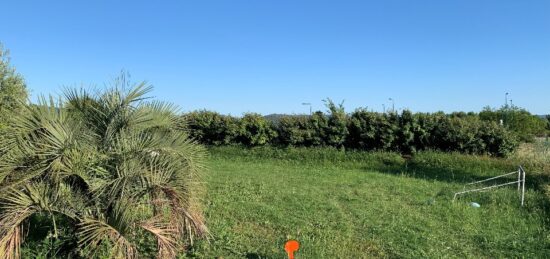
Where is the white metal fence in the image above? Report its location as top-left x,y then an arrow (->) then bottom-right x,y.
453,166 -> 526,206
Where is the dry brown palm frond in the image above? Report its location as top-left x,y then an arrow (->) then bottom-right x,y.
0,183 -> 84,259
140,216 -> 178,259
0,187 -> 38,259
0,225 -> 22,259
161,187 -> 209,244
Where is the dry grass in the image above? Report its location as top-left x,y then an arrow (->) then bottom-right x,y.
512,138 -> 550,173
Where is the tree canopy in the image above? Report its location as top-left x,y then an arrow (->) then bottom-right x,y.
0,44 -> 28,128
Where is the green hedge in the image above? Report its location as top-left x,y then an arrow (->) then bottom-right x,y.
236,113 -> 277,146
184,107 -> 519,157
184,110 -> 239,145
479,106 -> 548,142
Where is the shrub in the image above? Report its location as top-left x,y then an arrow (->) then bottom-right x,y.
323,99 -> 348,148
379,112 -> 400,151
397,110 -> 416,153
478,120 -> 519,157
276,115 -> 314,146
276,100 -> 348,148
0,78 -> 207,258
346,109 -> 379,150
346,109 -> 398,151
184,110 -> 239,145
480,106 -> 547,142
410,112 -> 436,152
181,105 -> 519,157
346,110 -> 517,157
309,111 -> 329,146
236,113 -> 277,146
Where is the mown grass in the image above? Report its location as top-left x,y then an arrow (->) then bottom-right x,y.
183,146 -> 550,258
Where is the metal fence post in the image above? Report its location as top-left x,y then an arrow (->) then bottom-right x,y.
517,168 -> 521,192
521,167 -> 526,206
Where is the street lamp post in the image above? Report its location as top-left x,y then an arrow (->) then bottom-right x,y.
382,104 -> 386,113
505,92 -> 509,108
388,98 -> 395,113
302,103 -> 312,115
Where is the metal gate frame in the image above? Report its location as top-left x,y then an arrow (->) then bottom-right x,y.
453,166 -> 526,206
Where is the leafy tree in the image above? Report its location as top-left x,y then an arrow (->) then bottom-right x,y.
0,76 -> 207,258
0,44 -> 28,129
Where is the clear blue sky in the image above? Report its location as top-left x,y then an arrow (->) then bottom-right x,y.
2,0 -> 549,115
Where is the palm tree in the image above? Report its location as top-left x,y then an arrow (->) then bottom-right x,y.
0,75 -> 207,258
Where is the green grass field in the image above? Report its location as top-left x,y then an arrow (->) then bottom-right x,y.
184,147 -> 550,258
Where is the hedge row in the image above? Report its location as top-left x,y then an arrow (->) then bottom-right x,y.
479,106 -> 549,142
183,103 -> 519,157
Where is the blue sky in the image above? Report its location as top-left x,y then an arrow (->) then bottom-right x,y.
1,0 -> 549,115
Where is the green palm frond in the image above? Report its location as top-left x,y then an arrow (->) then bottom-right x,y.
0,183 -> 82,258
78,218 -> 137,259
0,74 -> 207,258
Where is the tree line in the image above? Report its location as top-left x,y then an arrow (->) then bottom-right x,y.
184,101 -> 548,157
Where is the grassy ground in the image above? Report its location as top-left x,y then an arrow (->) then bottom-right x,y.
514,139 -> 550,173
184,147 -> 550,258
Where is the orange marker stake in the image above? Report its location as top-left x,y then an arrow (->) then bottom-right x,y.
284,240 -> 300,259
